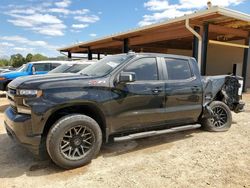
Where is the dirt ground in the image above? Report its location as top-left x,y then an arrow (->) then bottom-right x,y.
0,91 -> 249,188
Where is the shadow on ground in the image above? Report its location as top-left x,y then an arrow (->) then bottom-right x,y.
0,128 -> 201,179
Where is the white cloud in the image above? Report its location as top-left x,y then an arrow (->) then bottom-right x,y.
0,42 -> 15,47
89,33 -> 97,37
74,15 -> 100,23
72,24 -> 89,29
139,0 -> 245,26
4,2 -> 98,37
48,8 -> 89,15
55,0 -> 71,8
13,47 -> 35,52
7,13 -> 66,36
0,35 -> 62,57
0,35 -> 58,49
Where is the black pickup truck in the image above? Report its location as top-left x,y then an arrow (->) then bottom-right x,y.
4,53 -> 244,169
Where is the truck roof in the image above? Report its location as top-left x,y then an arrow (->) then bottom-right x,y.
118,52 -> 195,60
28,60 -> 71,64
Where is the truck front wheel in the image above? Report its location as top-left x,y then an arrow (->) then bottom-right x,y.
202,101 -> 232,132
46,114 -> 102,169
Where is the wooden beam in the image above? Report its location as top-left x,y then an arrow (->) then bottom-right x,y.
130,29 -> 192,46
209,40 -> 249,48
91,41 -> 122,50
209,24 -> 249,38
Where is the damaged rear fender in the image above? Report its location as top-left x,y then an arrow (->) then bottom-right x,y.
202,75 -> 244,114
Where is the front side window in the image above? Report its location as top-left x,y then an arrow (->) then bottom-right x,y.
165,58 -> 192,80
33,63 -> 50,72
123,58 -> 158,81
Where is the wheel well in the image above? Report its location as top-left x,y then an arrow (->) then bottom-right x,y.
42,105 -> 107,141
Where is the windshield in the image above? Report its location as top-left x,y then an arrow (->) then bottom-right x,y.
16,64 -> 29,72
50,63 -> 91,73
79,55 -> 133,77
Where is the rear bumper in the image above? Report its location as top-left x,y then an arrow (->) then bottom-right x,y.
4,106 -> 41,155
0,80 -> 8,91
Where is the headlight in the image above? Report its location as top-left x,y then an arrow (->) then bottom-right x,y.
18,89 -> 43,97
0,77 -> 6,81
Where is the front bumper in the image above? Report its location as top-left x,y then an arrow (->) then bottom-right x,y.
0,80 -> 8,91
4,106 -> 41,155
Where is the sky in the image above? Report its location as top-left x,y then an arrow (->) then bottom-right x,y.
0,0 -> 249,58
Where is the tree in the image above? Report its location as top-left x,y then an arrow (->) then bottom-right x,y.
31,54 -> 48,61
26,53 -> 33,62
10,54 -> 26,67
0,59 -> 9,67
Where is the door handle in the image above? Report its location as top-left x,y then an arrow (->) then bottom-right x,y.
152,87 -> 163,94
191,86 -> 200,92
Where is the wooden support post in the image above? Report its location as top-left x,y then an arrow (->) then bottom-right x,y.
122,38 -> 129,53
242,37 -> 250,92
192,26 -> 200,62
88,48 -> 92,60
201,24 -> 209,76
97,53 -> 100,60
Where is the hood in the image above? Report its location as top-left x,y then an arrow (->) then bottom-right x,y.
8,73 -> 102,90
0,71 -> 28,79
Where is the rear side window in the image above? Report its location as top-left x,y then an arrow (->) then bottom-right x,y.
123,58 -> 158,81
165,58 -> 192,80
33,63 -> 50,71
51,63 -> 61,70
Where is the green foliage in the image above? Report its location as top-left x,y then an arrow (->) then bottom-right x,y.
0,59 -> 9,67
26,53 -> 33,62
31,54 -> 48,62
1,53 -> 66,68
10,54 -> 26,67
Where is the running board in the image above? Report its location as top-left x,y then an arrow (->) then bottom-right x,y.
114,124 -> 201,142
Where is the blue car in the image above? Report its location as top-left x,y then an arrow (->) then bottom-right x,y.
0,61 -> 67,91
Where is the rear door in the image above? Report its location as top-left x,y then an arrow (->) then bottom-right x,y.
33,63 -> 51,74
162,57 -> 203,125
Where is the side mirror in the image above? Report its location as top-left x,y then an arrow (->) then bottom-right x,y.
119,72 -> 135,83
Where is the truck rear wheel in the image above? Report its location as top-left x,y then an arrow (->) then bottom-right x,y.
202,101 -> 232,132
46,114 -> 102,169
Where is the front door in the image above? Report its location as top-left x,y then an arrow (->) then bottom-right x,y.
109,57 -> 166,133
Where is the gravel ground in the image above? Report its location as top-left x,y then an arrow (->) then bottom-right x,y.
0,91 -> 249,188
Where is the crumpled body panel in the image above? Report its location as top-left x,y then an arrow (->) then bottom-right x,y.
202,75 -> 244,113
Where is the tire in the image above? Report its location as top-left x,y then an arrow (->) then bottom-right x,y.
46,114 -> 102,169
202,101 -> 232,132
